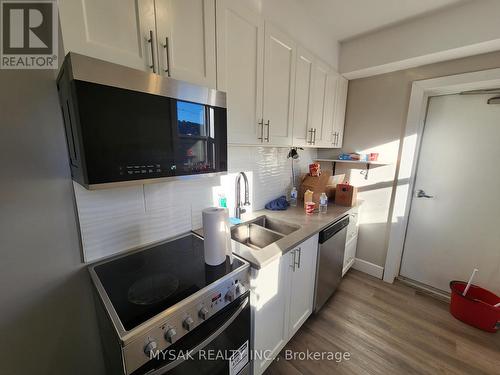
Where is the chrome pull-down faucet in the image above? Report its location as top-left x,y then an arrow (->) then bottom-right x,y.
235,172 -> 250,219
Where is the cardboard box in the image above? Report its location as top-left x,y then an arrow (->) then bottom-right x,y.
299,171 -> 332,206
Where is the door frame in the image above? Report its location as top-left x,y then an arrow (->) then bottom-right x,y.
383,67 -> 500,283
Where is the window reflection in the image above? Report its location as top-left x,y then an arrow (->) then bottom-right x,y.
177,101 -> 206,136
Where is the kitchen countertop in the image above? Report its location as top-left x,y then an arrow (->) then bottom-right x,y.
194,201 -> 358,269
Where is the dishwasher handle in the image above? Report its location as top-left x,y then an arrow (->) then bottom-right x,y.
319,216 -> 349,244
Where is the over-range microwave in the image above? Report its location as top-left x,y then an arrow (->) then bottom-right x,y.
56,53 -> 227,190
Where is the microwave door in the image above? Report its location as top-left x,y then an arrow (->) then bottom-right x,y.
174,100 -> 215,176
74,81 -> 177,184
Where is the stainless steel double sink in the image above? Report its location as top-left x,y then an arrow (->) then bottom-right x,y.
231,215 -> 300,250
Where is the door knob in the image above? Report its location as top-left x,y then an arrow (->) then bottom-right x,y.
416,189 -> 433,198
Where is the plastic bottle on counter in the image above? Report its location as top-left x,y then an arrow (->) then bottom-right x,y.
290,187 -> 298,207
218,193 -> 227,208
319,192 -> 328,214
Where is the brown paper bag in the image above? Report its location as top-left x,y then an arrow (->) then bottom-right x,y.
335,183 -> 357,207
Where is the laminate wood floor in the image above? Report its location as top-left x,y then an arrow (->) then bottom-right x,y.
265,270 -> 499,375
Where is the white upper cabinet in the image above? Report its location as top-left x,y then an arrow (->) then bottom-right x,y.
332,75 -> 348,148
292,47 -> 315,147
59,0 -> 157,72
261,23 -> 296,146
216,0 -> 264,144
59,0 -> 217,87
309,59 -> 329,146
155,0 -> 217,87
59,0 -> 347,149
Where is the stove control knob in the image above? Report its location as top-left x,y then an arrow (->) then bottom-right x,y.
164,328 -> 177,343
225,288 -> 236,302
198,307 -> 209,320
144,341 -> 158,356
183,316 -> 194,331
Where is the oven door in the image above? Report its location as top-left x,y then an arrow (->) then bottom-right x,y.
133,292 -> 250,375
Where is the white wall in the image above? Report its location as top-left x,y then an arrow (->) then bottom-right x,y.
75,146 -> 317,261
319,50 -> 500,269
340,0 -> 500,78
0,70 -> 105,374
235,0 -> 339,68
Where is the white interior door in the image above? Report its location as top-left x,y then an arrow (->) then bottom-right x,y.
400,94 -> 500,294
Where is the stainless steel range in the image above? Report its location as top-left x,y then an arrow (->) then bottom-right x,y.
89,233 -> 250,375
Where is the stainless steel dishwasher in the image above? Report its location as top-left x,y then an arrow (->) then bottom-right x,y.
314,215 -> 349,313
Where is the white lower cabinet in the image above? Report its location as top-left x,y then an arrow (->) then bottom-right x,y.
343,208 -> 359,276
251,234 -> 319,375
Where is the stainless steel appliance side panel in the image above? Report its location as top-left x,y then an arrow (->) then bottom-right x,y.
66,52 -> 226,108
314,226 -> 347,312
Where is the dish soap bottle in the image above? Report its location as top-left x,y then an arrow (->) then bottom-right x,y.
319,192 -> 328,214
218,193 -> 227,208
290,187 -> 298,207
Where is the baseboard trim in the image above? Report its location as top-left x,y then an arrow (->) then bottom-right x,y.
352,258 -> 384,279
397,276 -> 451,302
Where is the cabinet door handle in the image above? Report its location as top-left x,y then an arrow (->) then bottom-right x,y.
295,247 -> 301,269
148,30 -> 156,74
163,37 -> 171,76
257,119 -> 264,141
290,250 -> 296,271
308,128 -> 314,144
312,128 -> 317,145
265,120 -> 270,142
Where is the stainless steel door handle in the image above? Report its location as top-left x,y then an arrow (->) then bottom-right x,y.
290,250 -> 296,271
258,119 -> 264,141
312,128 -> 317,144
295,247 -> 301,269
416,189 -> 433,198
265,120 -> 270,142
163,37 -> 170,76
308,128 -> 314,144
148,30 -> 156,74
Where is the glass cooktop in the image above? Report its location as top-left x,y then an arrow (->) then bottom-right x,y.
94,233 -> 243,331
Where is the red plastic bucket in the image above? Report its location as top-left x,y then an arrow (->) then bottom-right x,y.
449,281 -> 500,333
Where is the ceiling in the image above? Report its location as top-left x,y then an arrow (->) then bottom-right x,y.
302,0 -> 470,41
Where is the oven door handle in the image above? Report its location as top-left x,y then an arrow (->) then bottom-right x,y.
147,296 -> 249,375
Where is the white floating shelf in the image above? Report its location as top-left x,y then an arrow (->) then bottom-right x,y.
315,159 -> 389,180
315,159 -> 388,166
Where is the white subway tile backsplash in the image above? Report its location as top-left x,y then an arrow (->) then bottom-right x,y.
75,146 -> 317,262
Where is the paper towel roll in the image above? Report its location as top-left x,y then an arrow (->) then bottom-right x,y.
202,207 -> 231,266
